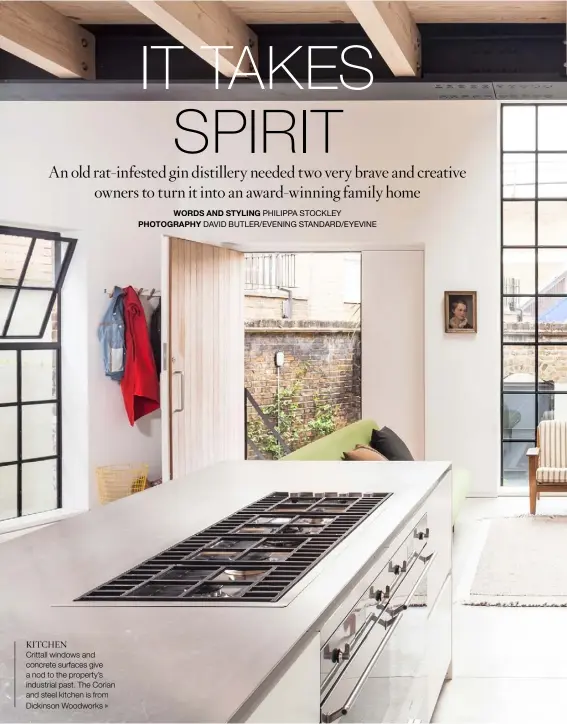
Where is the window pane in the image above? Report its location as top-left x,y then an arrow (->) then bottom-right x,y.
44,297 -> 58,343
503,153 -> 535,199
503,345 -> 535,384
22,458 -> 57,516
22,238 -> 69,289
503,248 -> 535,295
0,288 -> 15,334
22,238 -> 56,288
502,441 -> 530,486
0,406 -> 17,463
0,235 -> 32,286
0,350 -> 17,404
539,346 -> 567,385
538,201 -> 567,246
6,289 -> 52,337
538,393 -> 567,424
538,154 -> 567,198
538,297 -> 567,339
503,297 -> 534,340
0,465 -> 17,521
538,106 -> 567,152
503,106 -> 536,151
538,249 -> 567,293
22,350 -> 56,401
22,403 -> 56,459
503,201 -> 534,246
503,393 -> 535,439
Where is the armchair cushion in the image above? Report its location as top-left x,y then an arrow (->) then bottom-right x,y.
539,420 -> 567,468
536,467 -> 567,483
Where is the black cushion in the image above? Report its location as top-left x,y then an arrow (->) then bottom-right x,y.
370,427 -> 414,461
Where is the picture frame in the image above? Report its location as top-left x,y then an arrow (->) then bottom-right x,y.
444,291 -> 477,334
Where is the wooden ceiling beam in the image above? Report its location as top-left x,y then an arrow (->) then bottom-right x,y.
127,1 -> 258,77
346,1 -> 421,77
0,1 -> 95,79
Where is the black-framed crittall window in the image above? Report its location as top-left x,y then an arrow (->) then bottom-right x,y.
0,226 -> 76,520
501,104 -> 567,486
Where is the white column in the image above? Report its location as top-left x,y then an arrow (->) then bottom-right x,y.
361,250 -> 425,459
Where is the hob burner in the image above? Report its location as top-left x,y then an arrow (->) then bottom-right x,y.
77,491 -> 391,604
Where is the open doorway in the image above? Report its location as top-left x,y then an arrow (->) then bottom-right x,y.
161,239 -> 364,477
244,252 -> 362,459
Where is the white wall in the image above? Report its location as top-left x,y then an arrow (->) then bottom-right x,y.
0,101 -> 499,501
0,106 -> 168,509
423,150 -> 500,497
362,251 -> 425,461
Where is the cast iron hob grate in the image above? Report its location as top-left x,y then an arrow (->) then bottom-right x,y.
77,491 -> 391,604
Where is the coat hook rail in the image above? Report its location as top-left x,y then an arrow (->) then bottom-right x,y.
104,287 -> 161,299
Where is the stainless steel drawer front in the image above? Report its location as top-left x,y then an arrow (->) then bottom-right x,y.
320,514 -> 429,689
321,549 -> 436,723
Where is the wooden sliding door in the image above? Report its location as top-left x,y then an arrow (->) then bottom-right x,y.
163,237 -> 244,480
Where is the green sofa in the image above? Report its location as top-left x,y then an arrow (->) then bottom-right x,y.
281,419 -> 470,527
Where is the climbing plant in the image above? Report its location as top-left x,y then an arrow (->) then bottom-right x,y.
247,380 -> 339,460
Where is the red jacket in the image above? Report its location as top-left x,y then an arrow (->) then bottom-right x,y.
120,286 -> 160,425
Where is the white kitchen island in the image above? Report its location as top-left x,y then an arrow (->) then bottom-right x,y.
0,461 -> 452,723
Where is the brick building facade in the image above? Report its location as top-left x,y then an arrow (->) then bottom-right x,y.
245,320 -> 361,457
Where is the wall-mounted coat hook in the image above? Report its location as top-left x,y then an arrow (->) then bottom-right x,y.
104,287 -> 161,298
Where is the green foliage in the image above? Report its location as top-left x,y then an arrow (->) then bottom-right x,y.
247,382 -> 338,460
306,397 -> 337,439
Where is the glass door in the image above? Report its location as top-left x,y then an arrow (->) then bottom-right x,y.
0,225 -> 76,521
501,104 -> 567,488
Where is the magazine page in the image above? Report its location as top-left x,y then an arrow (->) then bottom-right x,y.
0,2 -> 555,723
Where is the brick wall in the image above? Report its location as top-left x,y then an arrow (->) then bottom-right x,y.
504,322 -> 567,382
245,320 -> 361,452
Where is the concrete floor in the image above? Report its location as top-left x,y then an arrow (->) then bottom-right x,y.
433,495 -> 567,723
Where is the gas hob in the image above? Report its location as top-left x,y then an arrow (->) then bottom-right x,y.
77,491 -> 391,604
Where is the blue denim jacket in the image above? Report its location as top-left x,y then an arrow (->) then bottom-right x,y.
98,286 -> 125,381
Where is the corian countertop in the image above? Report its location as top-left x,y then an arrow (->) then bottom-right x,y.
0,460 -> 450,723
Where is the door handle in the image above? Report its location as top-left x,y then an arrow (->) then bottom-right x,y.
172,371 -> 184,413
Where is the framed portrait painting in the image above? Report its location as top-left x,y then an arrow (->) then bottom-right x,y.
444,291 -> 477,334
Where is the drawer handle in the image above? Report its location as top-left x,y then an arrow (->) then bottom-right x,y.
388,560 -> 407,575
321,609 -> 405,723
379,603 -> 407,627
332,646 -> 350,663
370,584 -> 390,603
321,551 -> 437,724
323,644 -> 351,663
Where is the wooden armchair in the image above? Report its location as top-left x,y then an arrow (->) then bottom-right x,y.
527,420 -> 567,514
